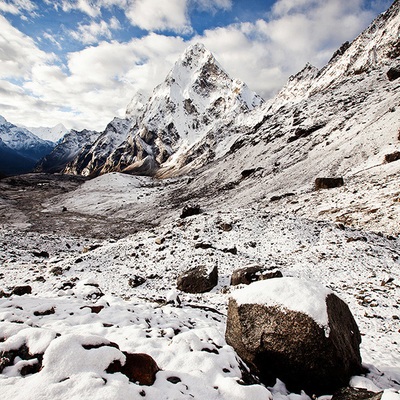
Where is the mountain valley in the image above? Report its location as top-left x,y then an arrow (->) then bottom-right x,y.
0,1 -> 400,399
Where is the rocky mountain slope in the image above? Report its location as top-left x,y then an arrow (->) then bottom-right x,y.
35,128 -> 100,173
60,93 -> 147,177
168,0 -> 400,235
0,116 -> 55,175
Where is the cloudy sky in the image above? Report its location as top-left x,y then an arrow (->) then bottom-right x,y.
0,0 -> 390,131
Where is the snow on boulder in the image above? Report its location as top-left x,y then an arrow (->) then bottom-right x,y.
225,277 -> 363,396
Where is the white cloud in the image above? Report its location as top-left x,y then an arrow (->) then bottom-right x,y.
125,0 -> 191,33
70,17 -> 121,44
0,15 -> 55,79
0,0 -> 37,15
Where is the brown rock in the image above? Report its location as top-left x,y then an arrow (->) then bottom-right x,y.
384,151 -> 400,163
387,66 -> 400,81
12,286 -> 32,296
107,353 -> 160,385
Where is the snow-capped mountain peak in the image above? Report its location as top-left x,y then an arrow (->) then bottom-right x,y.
97,43 -> 264,176
125,92 -> 148,120
27,123 -> 68,143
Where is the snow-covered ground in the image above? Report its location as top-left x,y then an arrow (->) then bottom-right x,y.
1,180 -> 399,399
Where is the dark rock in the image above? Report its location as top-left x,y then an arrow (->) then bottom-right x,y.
128,276 -> 146,288
288,123 -> 326,142
331,387 -> 382,400
218,222 -> 233,232
12,286 -> 32,296
231,266 -> 283,286
0,344 -> 44,375
226,280 -> 363,396
50,266 -> 64,276
62,206 -> 68,212
180,204 -> 201,218
222,246 -> 237,255
384,151 -> 400,163
194,242 -> 213,249
34,307 -> 55,316
0,290 -> 10,298
107,353 -> 160,385
81,305 -> 105,314
167,376 -> 182,384
32,251 -> 49,258
177,265 -> 218,293
387,66 -> 400,81
241,168 -> 263,178
315,177 -> 344,190
270,193 -> 295,202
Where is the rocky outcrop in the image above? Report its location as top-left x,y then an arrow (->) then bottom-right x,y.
177,265 -> 218,293
384,151 -> 400,163
226,278 -> 363,396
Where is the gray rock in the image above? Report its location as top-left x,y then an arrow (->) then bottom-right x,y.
177,265 -> 218,293
226,282 -> 363,396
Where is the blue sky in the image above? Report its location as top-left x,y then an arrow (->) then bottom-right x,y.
0,0 -> 391,130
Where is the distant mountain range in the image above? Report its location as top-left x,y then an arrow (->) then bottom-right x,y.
0,116 -> 56,175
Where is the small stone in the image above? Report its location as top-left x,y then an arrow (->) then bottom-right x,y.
155,237 -> 165,245
167,376 -> 181,384
129,276 -> 146,288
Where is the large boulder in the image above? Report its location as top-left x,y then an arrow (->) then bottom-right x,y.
177,265 -> 218,293
226,277 -> 363,396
